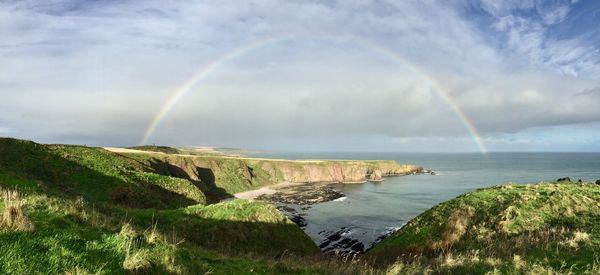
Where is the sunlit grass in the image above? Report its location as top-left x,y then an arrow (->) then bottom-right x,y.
368,182 -> 600,274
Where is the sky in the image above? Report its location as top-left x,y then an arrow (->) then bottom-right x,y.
1,0 -> 600,152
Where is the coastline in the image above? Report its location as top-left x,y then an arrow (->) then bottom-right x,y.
234,181 -> 308,200
233,168 -> 433,202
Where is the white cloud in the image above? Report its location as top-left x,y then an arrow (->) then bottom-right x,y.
474,0 -> 599,78
0,0 -> 599,151
478,0 -> 536,16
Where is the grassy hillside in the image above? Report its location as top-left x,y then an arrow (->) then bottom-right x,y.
0,138 -> 333,274
125,153 -> 421,203
3,137 -> 599,274
126,153 -> 275,202
367,182 -> 600,274
0,138 -> 206,208
0,186 -> 328,274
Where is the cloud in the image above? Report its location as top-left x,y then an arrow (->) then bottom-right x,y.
574,87 -> 600,97
0,0 -> 599,151
478,0 -> 537,17
471,0 -> 600,77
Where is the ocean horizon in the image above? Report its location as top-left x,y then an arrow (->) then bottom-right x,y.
250,151 -> 600,253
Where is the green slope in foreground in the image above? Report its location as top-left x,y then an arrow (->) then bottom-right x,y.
367,182 -> 600,274
0,138 -> 331,274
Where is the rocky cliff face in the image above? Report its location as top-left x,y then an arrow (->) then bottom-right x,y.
249,159 -> 421,184
127,153 -> 421,201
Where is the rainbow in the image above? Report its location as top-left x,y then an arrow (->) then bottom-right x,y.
139,34 -> 487,154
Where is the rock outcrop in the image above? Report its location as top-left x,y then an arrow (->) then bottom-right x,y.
127,153 -> 422,201
251,159 -> 421,184
257,185 -> 345,205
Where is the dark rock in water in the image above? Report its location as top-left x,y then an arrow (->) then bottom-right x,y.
350,242 -> 365,253
596,180 -> 600,185
289,215 -> 307,228
257,185 -> 344,205
317,225 -> 403,255
276,205 -> 297,213
557,177 -> 572,182
327,231 -> 342,242
412,169 -> 437,175
319,240 -> 331,249
318,227 -> 367,255
423,169 -> 437,175
577,179 -> 583,184
274,205 -> 307,228
322,237 -> 363,255
338,238 -> 354,246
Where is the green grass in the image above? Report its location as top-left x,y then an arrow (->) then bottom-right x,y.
126,153 -> 278,199
0,138 -> 206,208
0,189 -> 370,274
123,199 -> 319,257
367,182 -> 600,274
2,137 -> 600,274
0,138 -> 372,274
127,145 -> 181,154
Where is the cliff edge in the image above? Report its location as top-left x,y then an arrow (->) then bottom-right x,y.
121,152 -> 422,202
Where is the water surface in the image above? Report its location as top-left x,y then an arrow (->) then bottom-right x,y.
250,152 -> 600,253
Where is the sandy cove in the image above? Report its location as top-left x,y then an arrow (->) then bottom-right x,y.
234,181 -> 310,200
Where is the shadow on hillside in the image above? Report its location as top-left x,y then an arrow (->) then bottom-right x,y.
0,208 -> 321,273
126,209 -> 320,257
0,138 -> 198,209
147,159 -> 233,204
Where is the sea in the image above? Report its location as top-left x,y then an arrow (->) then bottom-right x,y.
249,152 -> 600,253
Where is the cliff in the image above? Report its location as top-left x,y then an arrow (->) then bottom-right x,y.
248,159 -> 421,183
124,153 -> 422,202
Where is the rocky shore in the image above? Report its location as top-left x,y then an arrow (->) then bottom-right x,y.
557,176 -> 600,185
257,184 -> 345,205
274,205 -> 404,255
256,168 -> 436,255
255,168 -> 435,206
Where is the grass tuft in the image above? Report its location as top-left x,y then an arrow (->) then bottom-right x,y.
430,206 -> 474,250
123,248 -> 152,272
0,188 -> 34,232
